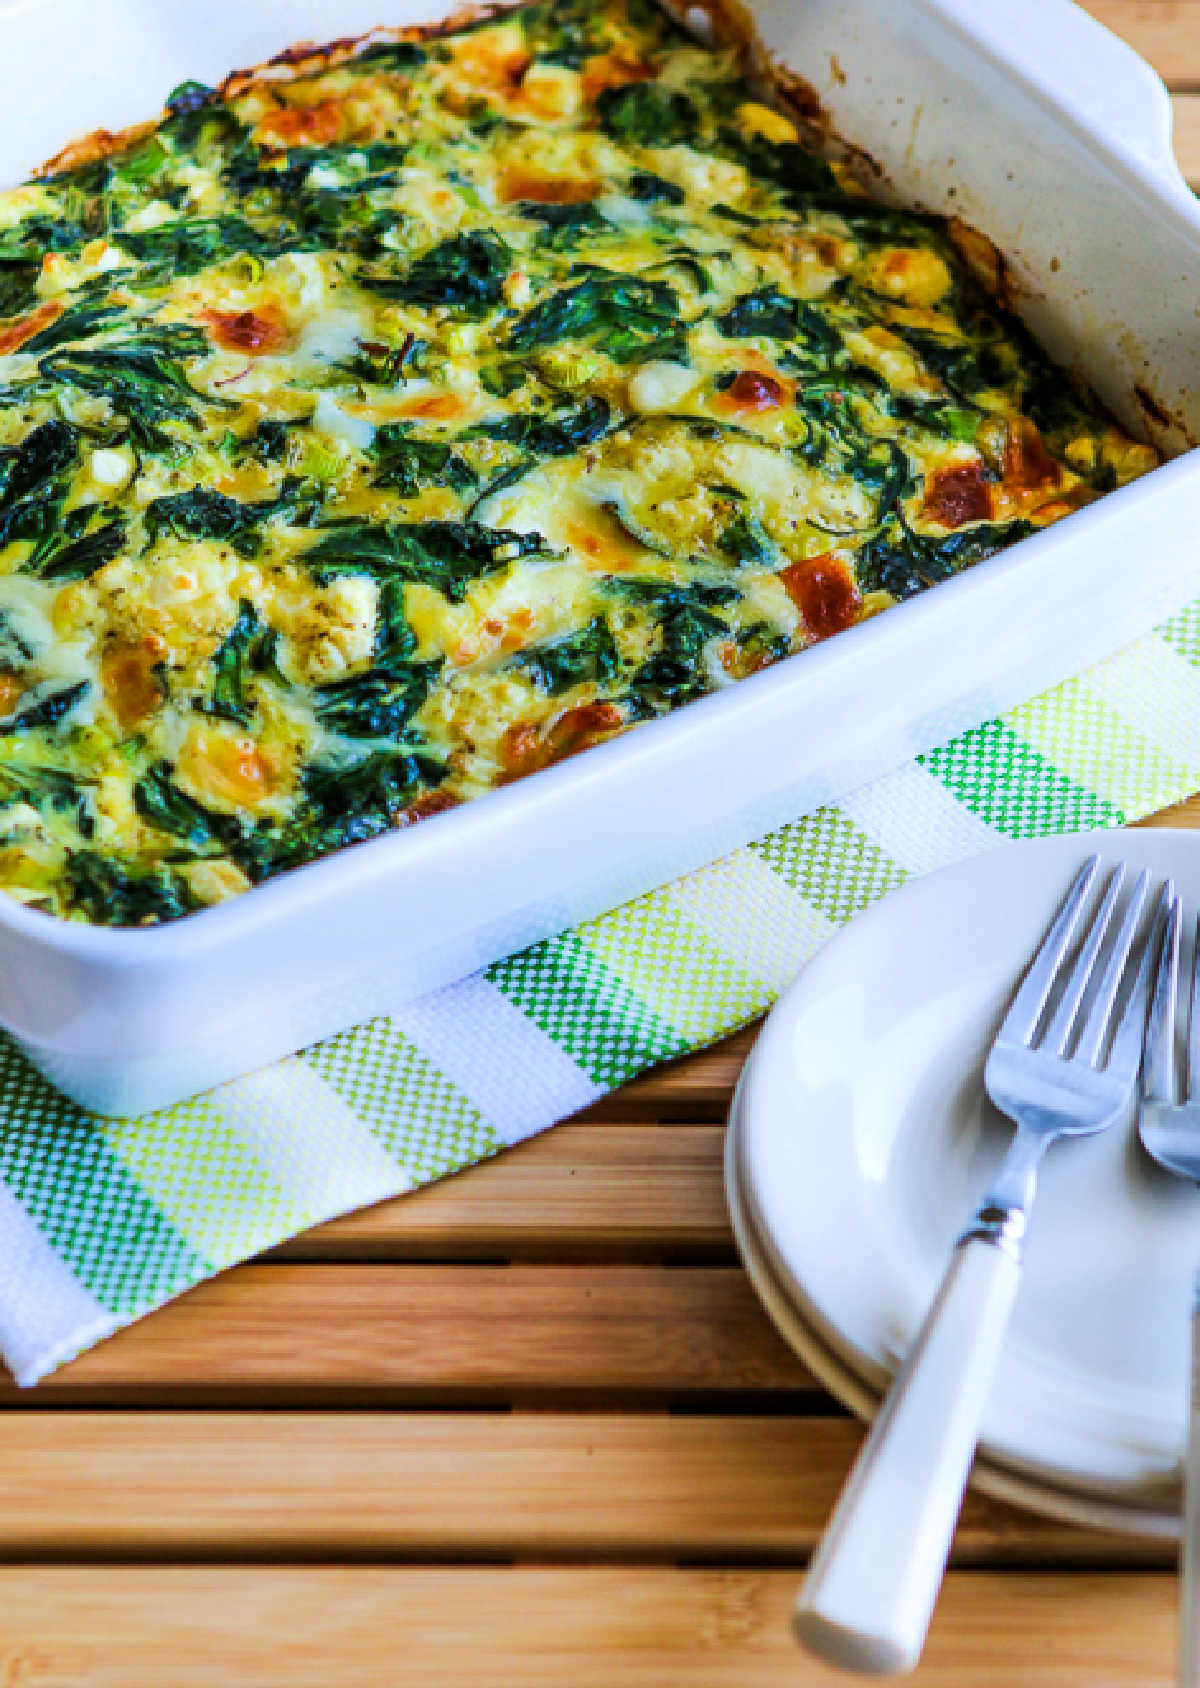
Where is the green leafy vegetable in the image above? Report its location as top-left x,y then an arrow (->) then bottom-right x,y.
0,679 -> 90,733
206,600 -> 278,721
145,477 -> 319,557
40,324 -> 214,449
0,262 -> 39,318
36,514 -> 127,582
507,274 -> 683,363
627,599 -> 729,710
369,425 -> 476,496
134,765 -> 221,850
595,83 -> 698,146
67,851 -> 194,925
517,617 -> 618,693
626,172 -> 684,204
471,396 -> 611,455
519,201 -> 609,248
360,231 -> 510,311
718,130 -> 837,201
120,216 -> 275,275
856,516 -> 1033,600
17,300 -> 126,356
0,419 -> 79,555
307,519 -> 551,602
313,663 -> 436,739
352,40 -> 427,70
718,509 -> 774,567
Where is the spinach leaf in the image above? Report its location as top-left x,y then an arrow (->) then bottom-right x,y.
40,324 -> 214,448
246,419 -> 291,461
134,764 -> 221,850
718,287 -> 800,341
517,617 -> 618,693
146,488 -> 268,558
0,215 -> 87,260
206,600 -> 277,721
719,288 -> 842,364
369,424 -> 476,496
18,300 -> 126,356
165,80 -> 216,117
718,509 -> 774,567
735,620 -> 789,670
470,395 -> 611,455
595,83 -> 698,146
351,40 -> 427,70
0,262 -> 39,319
603,578 -> 740,611
520,0 -> 605,65
241,745 -> 430,876
626,172 -> 684,204
519,201 -> 609,248
0,419 -> 79,554
36,513 -> 127,582
507,274 -> 683,363
360,231 -> 510,311
0,758 -> 89,819
718,130 -> 837,201
626,599 -> 729,711
0,679 -> 90,733
856,516 -> 1033,600
897,328 -> 1013,400
292,186 -> 401,257
145,477 -> 319,558
67,851 -> 194,925
120,215 -> 275,275
313,662 -> 436,739
307,519 -> 551,602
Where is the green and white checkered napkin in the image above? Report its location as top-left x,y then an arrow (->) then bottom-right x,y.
5,598 -> 1200,1384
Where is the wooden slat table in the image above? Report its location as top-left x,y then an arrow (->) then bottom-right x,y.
1,7 -> 1199,1680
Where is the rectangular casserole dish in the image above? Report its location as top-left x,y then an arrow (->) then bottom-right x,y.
1,0 -> 1198,1115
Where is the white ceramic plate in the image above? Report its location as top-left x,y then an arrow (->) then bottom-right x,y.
725,1078 -> 1178,1537
733,829 -> 1200,1514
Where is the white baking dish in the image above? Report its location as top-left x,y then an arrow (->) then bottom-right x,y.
1,0 -> 1198,1115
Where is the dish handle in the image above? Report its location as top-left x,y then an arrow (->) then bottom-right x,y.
930,0 -> 1184,188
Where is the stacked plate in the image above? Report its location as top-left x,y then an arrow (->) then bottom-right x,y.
724,829 -> 1200,1539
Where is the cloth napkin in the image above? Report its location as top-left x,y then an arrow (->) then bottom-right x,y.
4,599 -> 1200,1385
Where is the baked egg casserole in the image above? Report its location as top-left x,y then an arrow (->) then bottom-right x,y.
0,0 -> 1159,923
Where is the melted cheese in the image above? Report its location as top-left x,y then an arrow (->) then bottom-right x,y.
0,0 -> 1159,923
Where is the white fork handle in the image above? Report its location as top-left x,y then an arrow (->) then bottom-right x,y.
794,1237 -> 1021,1675
1182,1279 -> 1200,1688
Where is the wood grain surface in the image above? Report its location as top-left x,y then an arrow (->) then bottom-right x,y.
0,1569 -> 1175,1688
1,4 -> 1197,1683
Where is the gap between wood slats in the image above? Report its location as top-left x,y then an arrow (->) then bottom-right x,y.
0,1266 -> 813,1407
273,1124 -> 732,1263
0,1411 -> 1168,1567
0,1567 -> 1171,1687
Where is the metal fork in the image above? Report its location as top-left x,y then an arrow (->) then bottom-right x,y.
1139,891 -> 1200,1688
795,856 -> 1166,1677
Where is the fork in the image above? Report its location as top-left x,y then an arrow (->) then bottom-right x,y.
1138,890 -> 1200,1688
794,856 -> 1166,1676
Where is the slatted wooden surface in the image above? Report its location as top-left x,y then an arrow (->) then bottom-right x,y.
1,8 -> 1198,1682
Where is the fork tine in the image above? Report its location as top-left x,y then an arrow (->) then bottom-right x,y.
1187,911 -> 1200,1102
1120,883 -> 1177,1089
1041,863 -> 1126,1056
1075,868 -> 1152,1066
997,856 -> 1100,1047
